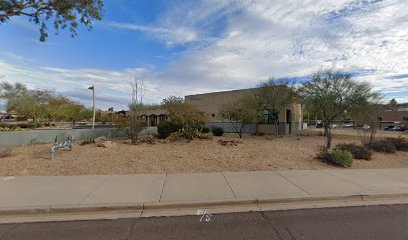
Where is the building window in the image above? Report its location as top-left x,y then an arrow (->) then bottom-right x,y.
212,114 -> 215,118
403,117 -> 408,122
261,109 -> 278,124
377,117 -> 383,121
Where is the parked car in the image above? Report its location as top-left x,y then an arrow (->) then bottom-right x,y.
384,125 -> 405,131
362,124 -> 370,130
341,123 -> 354,128
330,124 -> 338,129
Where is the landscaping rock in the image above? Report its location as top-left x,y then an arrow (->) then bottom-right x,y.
94,136 -> 107,145
0,148 -> 11,158
100,141 -> 116,148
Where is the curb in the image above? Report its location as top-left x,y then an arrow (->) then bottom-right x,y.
2,193 -> 408,218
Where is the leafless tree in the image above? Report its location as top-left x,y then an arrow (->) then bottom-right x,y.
117,72 -> 147,143
129,72 -> 145,113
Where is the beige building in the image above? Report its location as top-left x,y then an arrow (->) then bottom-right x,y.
185,88 -> 302,135
137,87 -> 303,134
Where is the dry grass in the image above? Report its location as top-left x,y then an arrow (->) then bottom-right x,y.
1,129 -> 407,176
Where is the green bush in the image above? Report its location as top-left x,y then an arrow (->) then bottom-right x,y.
384,137 -> 408,152
335,143 -> 372,160
212,127 -> 224,136
368,140 -> 397,153
201,127 -> 210,133
328,149 -> 353,167
80,137 -> 94,146
157,121 -> 182,139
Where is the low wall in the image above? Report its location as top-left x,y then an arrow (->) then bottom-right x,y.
205,122 -> 257,134
0,128 -> 125,147
206,122 -> 303,135
257,124 -> 277,135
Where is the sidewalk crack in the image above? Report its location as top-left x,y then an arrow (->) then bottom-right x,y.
275,172 -> 310,196
158,173 -> 167,202
323,170 -> 372,192
221,172 -> 237,199
79,175 -> 112,204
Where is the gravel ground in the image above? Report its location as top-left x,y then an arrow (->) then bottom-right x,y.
1,130 -> 407,176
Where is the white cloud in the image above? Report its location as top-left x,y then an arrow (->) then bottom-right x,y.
2,0 -> 408,109
105,22 -> 199,46
0,55 -> 218,110
151,0 -> 408,100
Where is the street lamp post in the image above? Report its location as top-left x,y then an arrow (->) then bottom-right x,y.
88,85 -> 95,130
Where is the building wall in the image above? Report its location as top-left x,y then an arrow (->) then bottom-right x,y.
185,88 -> 302,135
378,110 -> 408,122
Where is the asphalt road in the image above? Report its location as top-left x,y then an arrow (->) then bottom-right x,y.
2,204 -> 408,240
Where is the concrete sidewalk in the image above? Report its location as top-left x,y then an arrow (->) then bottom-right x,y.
2,169 -> 408,217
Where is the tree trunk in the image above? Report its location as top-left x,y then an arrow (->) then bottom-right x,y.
323,126 -> 328,136
325,125 -> 333,149
368,122 -> 377,146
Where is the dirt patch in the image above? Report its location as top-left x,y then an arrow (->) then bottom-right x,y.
1,130 -> 407,176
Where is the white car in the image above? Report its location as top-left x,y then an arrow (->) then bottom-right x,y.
341,123 -> 354,128
362,124 -> 370,130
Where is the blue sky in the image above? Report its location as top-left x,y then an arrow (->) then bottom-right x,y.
1,0 -> 408,110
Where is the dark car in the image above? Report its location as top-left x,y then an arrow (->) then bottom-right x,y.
384,125 -> 405,131
384,125 -> 395,131
316,123 -> 324,128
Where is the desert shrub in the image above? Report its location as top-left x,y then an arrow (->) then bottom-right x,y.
384,137 -> 408,152
194,131 -> 213,140
0,127 -> 13,131
0,122 -> 13,128
335,143 -> 372,160
116,115 -> 147,144
0,123 -> 16,131
252,132 -> 265,136
367,140 -> 397,153
16,123 -> 37,129
317,147 -> 353,167
212,127 -> 224,136
0,148 -> 11,158
139,135 -> 157,144
157,121 -> 182,139
80,137 -> 94,146
201,127 -> 210,133
329,149 -> 353,167
166,131 -> 184,142
316,146 -> 330,160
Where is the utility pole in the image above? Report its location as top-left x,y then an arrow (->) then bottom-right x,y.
88,85 -> 95,130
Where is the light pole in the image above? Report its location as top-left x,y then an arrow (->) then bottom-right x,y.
88,85 -> 95,130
